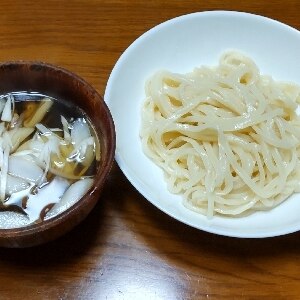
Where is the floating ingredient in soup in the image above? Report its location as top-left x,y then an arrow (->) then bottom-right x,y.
0,92 -> 100,226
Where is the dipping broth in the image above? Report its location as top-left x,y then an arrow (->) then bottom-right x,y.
0,91 -> 100,228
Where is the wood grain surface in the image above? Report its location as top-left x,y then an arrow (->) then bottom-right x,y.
0,1 -> 299,299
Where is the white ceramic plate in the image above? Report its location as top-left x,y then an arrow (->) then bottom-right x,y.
104,11 -> 300,238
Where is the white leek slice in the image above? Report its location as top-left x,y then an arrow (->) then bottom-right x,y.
35,123 -> 53,136
0,148 -> 3,168
46,178 -> 94,218
4,182 -> 35,207
0,122 -> 5,136
25,176 -> 70,222
71,118 -> 91,145
8,127 -> 34,152
10,113 -> 22,128
39,137 -> 61,163
6,174 -> 30,195
15,133 -> 44,153
8,156 -> 44,184
23,98 -> 53,127
0,98 -> 6,115
68,136 -> 94,162
1,96 -> 13,122
34,124 -> 62,164
11,150 -> 35,157
0,146 -> 10,202
2,131 -> 13,149
61,116 -> 71,143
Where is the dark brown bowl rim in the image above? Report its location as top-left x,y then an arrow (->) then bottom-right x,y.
0,60 -> 116,238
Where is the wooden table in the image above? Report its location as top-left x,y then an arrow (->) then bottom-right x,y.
0,1 -> 299,299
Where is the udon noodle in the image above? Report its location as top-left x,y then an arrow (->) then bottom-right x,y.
140,51 -> 300,217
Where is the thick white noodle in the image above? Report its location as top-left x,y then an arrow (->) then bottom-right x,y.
140,51 -> 300,217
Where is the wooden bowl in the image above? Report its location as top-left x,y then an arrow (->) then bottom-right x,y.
0,61 -> 115,247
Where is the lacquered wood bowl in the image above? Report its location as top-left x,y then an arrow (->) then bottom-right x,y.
0,61 -> 115,247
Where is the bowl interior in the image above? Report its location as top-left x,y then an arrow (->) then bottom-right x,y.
0,61 -> 115,246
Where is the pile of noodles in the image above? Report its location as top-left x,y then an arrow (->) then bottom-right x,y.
140,51 -> 300,217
